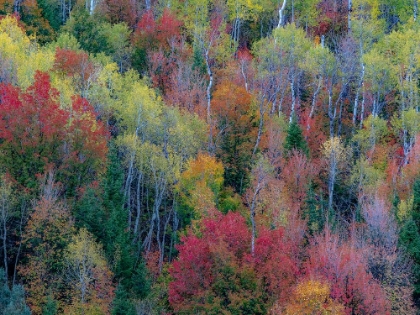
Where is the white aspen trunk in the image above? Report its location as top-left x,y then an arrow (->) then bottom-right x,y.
89,0 -> 95,15
253,100 -> 265,156
307,75 -> 322,131
12,204 -> 25,286
289,80 -> 296,123
348,0 -> 352,30
134,172 -> 143,235
277,0 -> 287,28
249,182 -> 262,256
205,47 -> 214,153
328,152 -> 337,211
241,62 -> 248,92
13,0 -> 21,13
353,64 -> 364,126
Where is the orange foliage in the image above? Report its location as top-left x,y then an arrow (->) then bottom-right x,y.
19,176 -> 74,314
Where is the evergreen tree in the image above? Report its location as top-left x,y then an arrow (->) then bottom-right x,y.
42,295 -> 58,315
283,115 -> 309,157
111,285 -> 136,315
0,269 -> 31,315
399,179 -> 420,307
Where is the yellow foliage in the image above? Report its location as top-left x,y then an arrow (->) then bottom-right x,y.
283,280 -> 345,315
397,197 -> 414,222
322,137 -> 348,162
177,153 -> 224,219
0,15 -> 53,89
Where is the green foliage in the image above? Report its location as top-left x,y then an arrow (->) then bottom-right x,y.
284,116 -> 309,157
111,285 -> 136,315
63,7 -> 107,54
399,179 -> 420,307
303,184 -> 325,235
37,0 -> 61,31
0,269 -> 31,315
413,180 -> 420,228
75,143 -> 150,300
42,295 -> 58,315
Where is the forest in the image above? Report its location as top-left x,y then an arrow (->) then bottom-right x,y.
1,0 -> 420,314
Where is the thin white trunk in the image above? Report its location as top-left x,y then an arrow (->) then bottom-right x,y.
289,80 -> 296,123
89,0 -> 95,15
348,0 -> 352,30
134,172 -> 143,235
205,48 -> 214,153
307,75 -> 322,131
253,100 -> 265,156
277,0 -> 287,28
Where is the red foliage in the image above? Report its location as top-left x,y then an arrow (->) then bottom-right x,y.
135,9 -> 156,37
156,8 -> 183,48
169,212 -> 299,312
0,71 -> 108,191
253,228 -> 299,302
53,48 -> 93,78
279,151 -> 318,215
306,229 -> 391,315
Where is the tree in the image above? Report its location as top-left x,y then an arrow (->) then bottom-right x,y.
169,212 -> 265,314
306,229 -> 391,314
0,174 -> 14,279
18,172 -> 74,315
0,71 -> 108,195
283,115 -> 309,156
64,228 -> 115,314
281,279 -> 345,315
322,136 -> 348,211
169,211 -> 299,313
0,269 -> 30,315
176,153 -> 224,226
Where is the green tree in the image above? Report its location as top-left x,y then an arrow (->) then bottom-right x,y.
399,179 -> 420,307
0,269 -> 30,315
283,115 -> 309,156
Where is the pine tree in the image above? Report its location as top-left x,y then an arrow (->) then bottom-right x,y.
0,269 -> 31,315
283,115 -> 309,157
399,178 -> 420,308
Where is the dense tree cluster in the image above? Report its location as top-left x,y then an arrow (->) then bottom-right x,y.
1,0 -> 420,314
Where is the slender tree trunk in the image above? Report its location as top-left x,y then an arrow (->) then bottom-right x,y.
253,99 -> 265,156
289,80 -> 296,123
134,172 -> 143,235
353,65 -> 364,127
124,155 -> 134,229
348,0 -> 352,30
12,204 -> 25,286
307,75 -> 322,131
205,48 -> 214,153
2,214 -> 7,278
13,0 -> 21,13
277,0 -> 287,28
328,155 -> 337,211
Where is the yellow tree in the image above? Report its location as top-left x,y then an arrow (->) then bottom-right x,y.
176,153 -> 224,223
281,279 -> 345,315
64,228 -> 114,315
0,15 -> 54,89
226,0 -> 263,42
19,172 -> 74,315
322,137 -> 348,211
